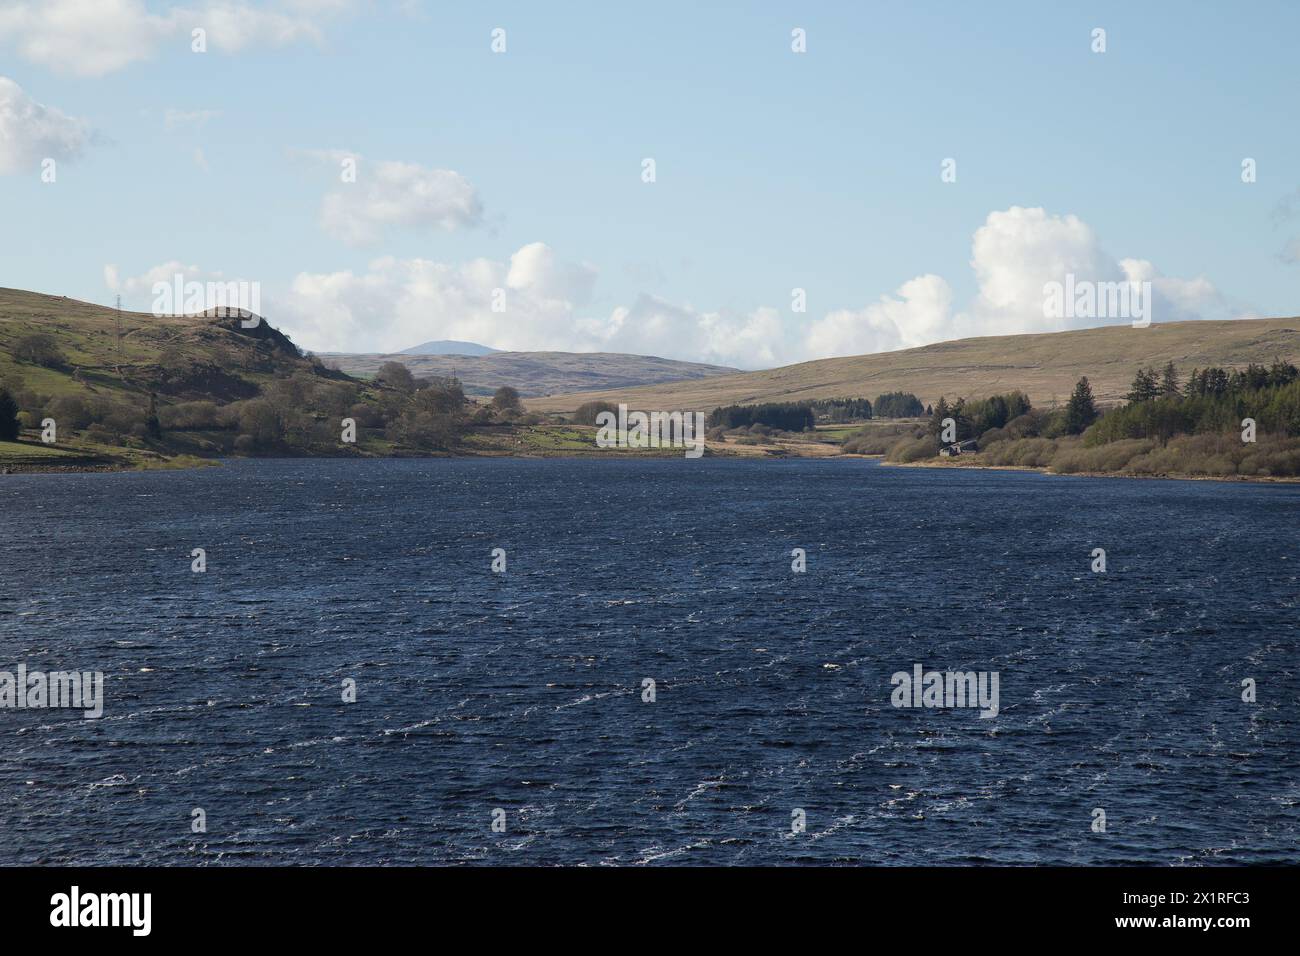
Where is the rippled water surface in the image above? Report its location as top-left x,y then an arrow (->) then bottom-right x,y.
1,457 -> 1297,864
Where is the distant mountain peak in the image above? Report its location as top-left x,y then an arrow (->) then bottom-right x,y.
398,340 -> 497,356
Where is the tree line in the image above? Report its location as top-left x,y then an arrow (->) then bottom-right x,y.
0,350 -> 534,456
704,391 -> 926,432
1088,361 -> 1300,445
888,359 -> 1300,478
873,391 -> 925,418
926,389 -> 1040,441
708,402 -> 817,432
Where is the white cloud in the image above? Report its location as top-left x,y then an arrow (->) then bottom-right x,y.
267,209 -> 1241,367
278,244 -> 874,368
105,260 -> 275,317
804,274 -> 952,358
964,206 -> 1230,333
0,1 -> 177,77
280,244 -> 597,353
506,241 -> 596,304
194,1 -> 325,53
317,156 -> 484,244
600,297 -> 795,369
961,204 -> 1232,335
1118,258 -> 1228,322
104,260 -> 227,295
0,0 -> 351,77
277,240 -> 792,366
966,206 -> 1119,335
0,76 -> 91,174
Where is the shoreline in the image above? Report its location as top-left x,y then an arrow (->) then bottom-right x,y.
7,448 -> 1300,484
7,427 -> 1300,484
880,457 -> 1300,484
0,443 -> 720,475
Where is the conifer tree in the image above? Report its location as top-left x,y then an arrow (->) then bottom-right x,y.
1064,377 -> 1098,434
0,388 -> 18,441
1159,361 -> 1180,397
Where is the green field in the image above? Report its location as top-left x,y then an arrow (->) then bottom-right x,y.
812,424 -> 866,441
0,440 -> 84,461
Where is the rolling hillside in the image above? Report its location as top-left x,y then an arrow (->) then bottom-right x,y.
0,287 -> 324,403
0,287 -> 382,465
320,350 -> 739,397
0,287 -> 737,468
398,339 -> 497,356
528,318 -> 1300,414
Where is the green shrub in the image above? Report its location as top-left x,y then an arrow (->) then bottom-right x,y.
842,423 -> 919,455
12,333 -> 66,368
980,437 -> 1062,467
572,401 -> 619,426
159,401 -> 223,429
48,395 -> 93,430
347,402 -> 386,428
1049,439 -> 1152,474
886,435 -> 939,462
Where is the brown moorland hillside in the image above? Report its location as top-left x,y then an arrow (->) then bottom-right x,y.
528,317 -> 1300,414
320,349 -> 738,397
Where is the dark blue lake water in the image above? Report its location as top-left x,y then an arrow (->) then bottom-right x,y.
1,457 -> 1297,865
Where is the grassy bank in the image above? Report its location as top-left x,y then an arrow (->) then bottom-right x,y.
0,422 -> 740,473
0,436 -> 216,473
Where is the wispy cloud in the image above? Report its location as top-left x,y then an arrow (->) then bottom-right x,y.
0,0 -> 355,77
164,108 -> 222,129
300,150 -> 485,245
0,75 -> 92,175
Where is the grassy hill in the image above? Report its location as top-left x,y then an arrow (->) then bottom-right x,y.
0,287 -> 404,464
528,318 -> 1300,414
0,287 -> 734,468
0,286 -> 323,402
320,349 -> 738,397
7,287 -> 1299,473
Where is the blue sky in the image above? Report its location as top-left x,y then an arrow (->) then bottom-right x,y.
1,1 -> 1296,367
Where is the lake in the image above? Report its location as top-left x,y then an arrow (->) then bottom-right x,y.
1,457 -> 1296,864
